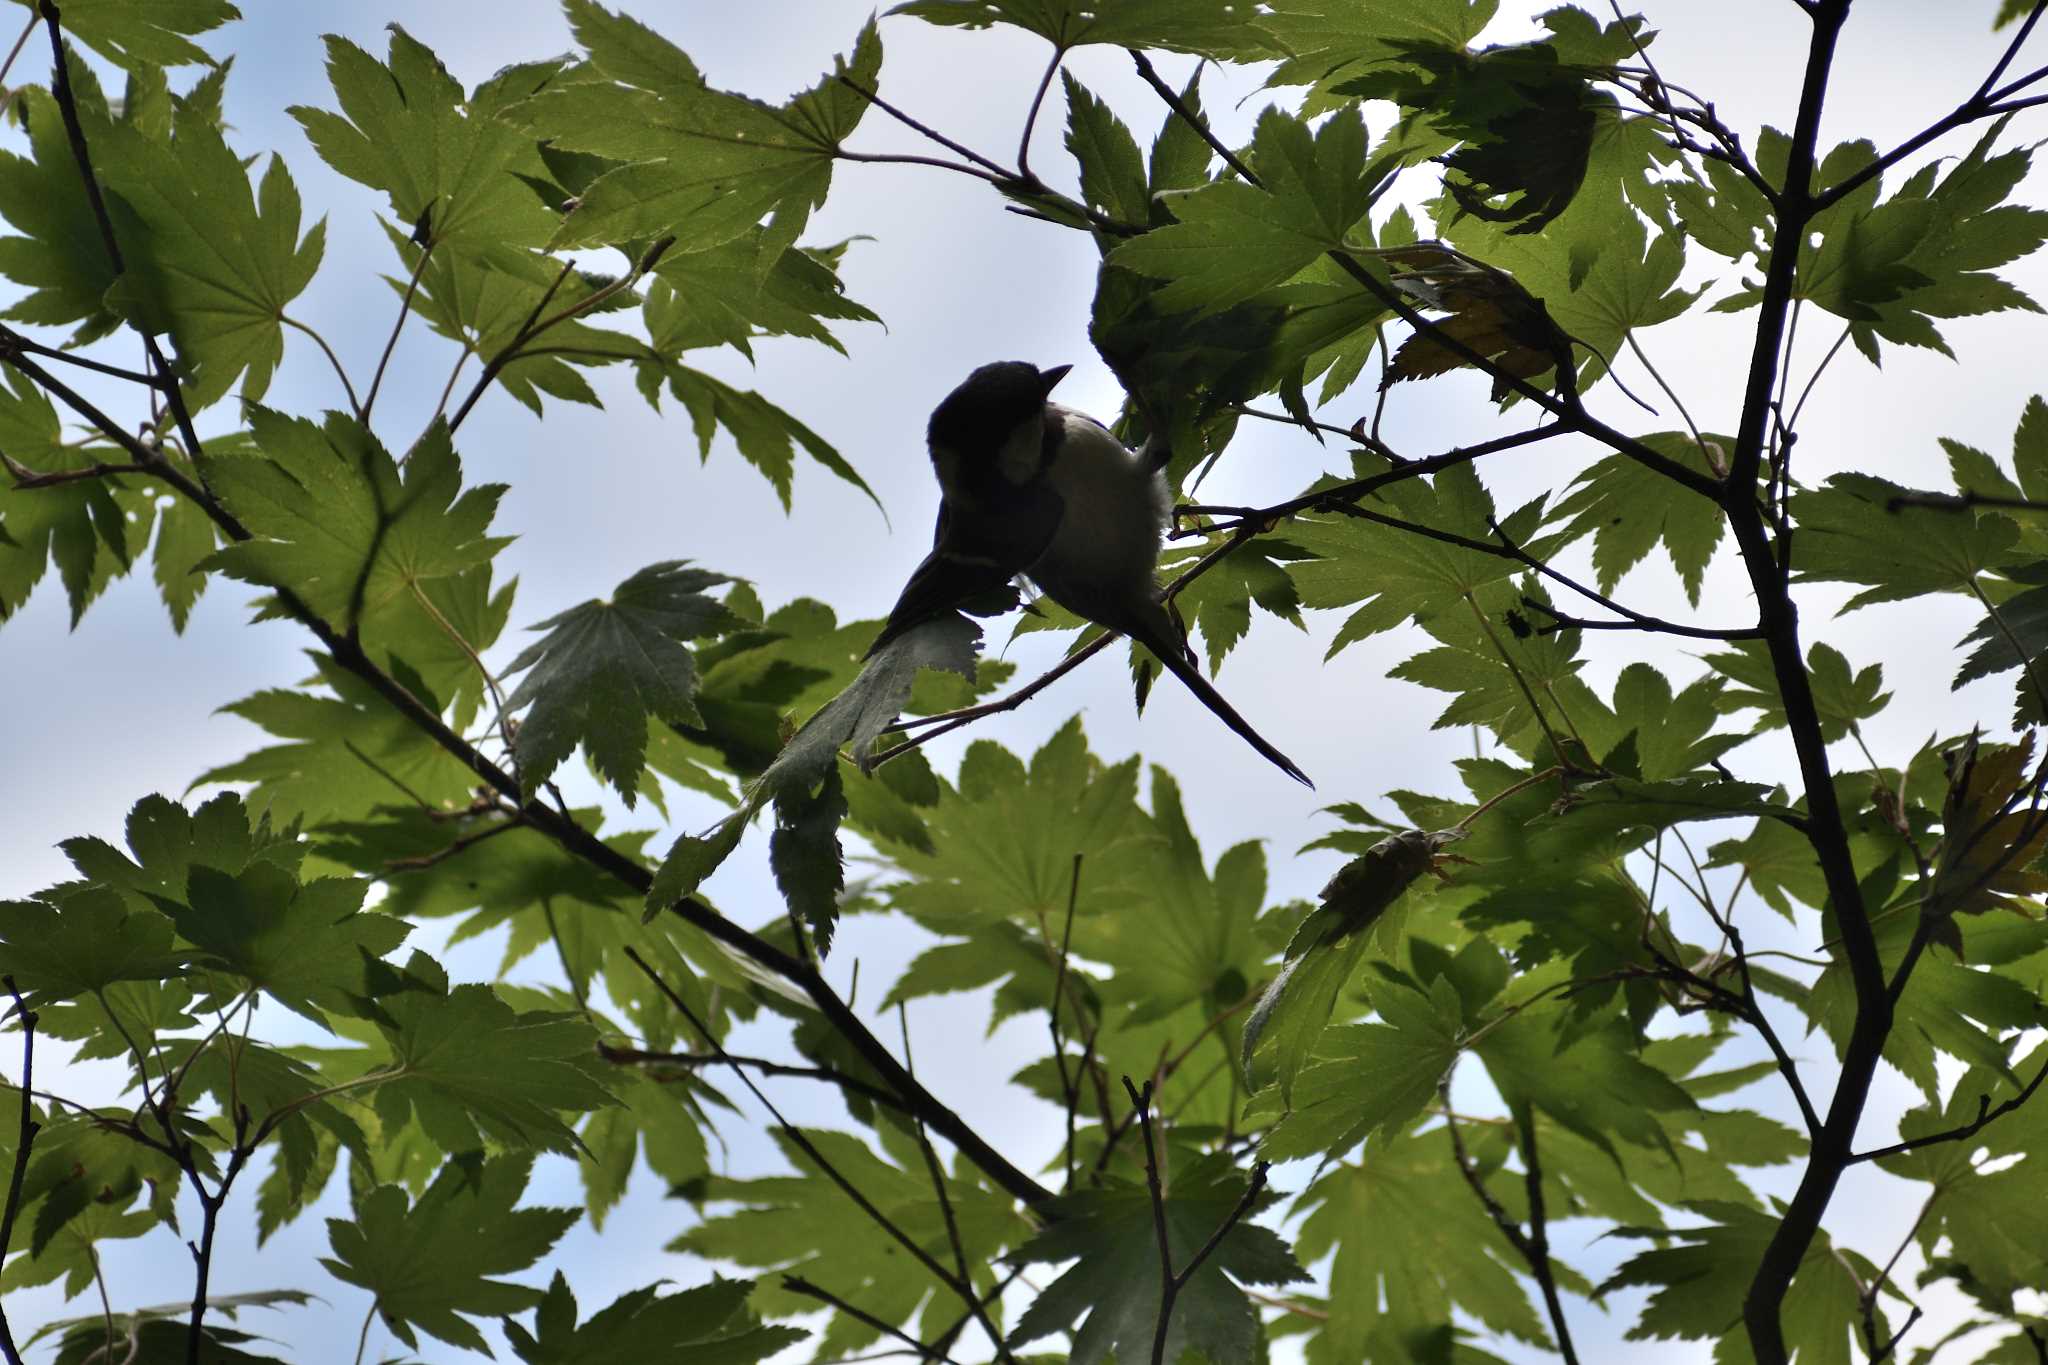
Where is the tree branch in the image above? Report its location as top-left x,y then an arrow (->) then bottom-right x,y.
1,978 -> 40,1365
1729,7 -> 1900,1360
1848,1048 -> 2048,1163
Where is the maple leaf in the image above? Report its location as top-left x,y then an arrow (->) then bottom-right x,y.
322,1155 -> 579,1354
1008,1153 -> 1305,1365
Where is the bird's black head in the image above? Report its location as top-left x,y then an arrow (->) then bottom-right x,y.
927,361 -> 1071,455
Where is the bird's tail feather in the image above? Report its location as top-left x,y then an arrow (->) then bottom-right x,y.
1123,607 -> 1314,788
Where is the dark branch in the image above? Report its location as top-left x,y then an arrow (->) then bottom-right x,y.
1,978 -> 40,1365
1847,1049 -> 2048,1164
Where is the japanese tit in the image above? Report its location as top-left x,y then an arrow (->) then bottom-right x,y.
870,361 -> 1312,787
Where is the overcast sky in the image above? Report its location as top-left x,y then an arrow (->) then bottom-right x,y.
4,2 -> 2046,1361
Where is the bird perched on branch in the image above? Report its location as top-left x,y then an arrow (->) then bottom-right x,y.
869,360 -> 1311,787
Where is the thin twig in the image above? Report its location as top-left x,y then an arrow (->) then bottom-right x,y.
621,949 -> 990,1309
1118,1077 -> 1270,1365
2,451 -> 149,489
380,815 -> 523,871
784,1277 -> 959,1365
1847,1048 -> 2048,1163
1051,853 -> 1084,1188
0,326 -> 158,385
835,75 -> 1012,177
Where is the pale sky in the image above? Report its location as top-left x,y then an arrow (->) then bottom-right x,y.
3,2 -> 2045,1361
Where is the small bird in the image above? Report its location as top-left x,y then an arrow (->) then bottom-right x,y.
870,361 -> 1312,787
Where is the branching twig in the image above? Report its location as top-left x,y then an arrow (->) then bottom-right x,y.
622,949 -> 998,1312
1847,1048 -> 2048,1163
1812,2 -> 2047,212
596,1041 -> 911,1113
1119,1077 -> 1270,1365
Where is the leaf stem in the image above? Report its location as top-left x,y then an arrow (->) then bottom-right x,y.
282,316 -> 363,419
362,239 -> 434,427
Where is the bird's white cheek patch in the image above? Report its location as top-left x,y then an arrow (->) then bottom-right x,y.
996,416 -> 1044,485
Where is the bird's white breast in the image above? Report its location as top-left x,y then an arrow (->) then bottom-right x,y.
1030,406 -> 1170,612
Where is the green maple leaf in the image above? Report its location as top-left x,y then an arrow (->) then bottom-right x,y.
1392,577 -> 1624,754
646,230 -> 880,360
1247,975 -> 1463,1159
1805,906 -> 2043,1098
1110,106 -> 1382,315
674,1127 -> 1023,1358
1064,74 -> 1149,226
0,68 -> 132,345
1667,155 -> 1772,262
1343,30 -> 1626,236
1440,117 -> 1694,390
1705,639 -> 1889,741
1707,813 -> 1828,918
1549,432 -> 1727,605
632,354 -> 877,509
1160,536 -> 1309,674
1883,1043 -> 2048,1298
1603,662 -> 1746,780
1790,472 -> 2016,608
891,0 -> 1281,56
1077,769 -> 1270,1021
201,408 -> 508,634
1009,1152 -> 1305,1365
511,4 -> 879,259
322,1154 -> 579,1354
61,792 -> 299,909
377,229 -> 642,420
503,561 -> 737,801
1600,1201 -> 1883,1362
876,718 -> 1153,934
1293,1131 -> 1548,1360
10,0 -> 239,71
1826,120 -> 2048,361
0,372 -> 137,624
291,28 -> 561,251
148,864 -> 407,1025
369,983 -> 616,1155
0,886 -> 185,1007
197,654 -> 484,830
43,1320 -> 285,1364
1258,0 -> 1500,103
506,1273 -> 802,1364
1474,991 -> 1697,1160
1290,455 -> 1557,655
87,89 -> 325,409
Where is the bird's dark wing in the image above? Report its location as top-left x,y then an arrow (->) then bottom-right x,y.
865,483 -> 1065,657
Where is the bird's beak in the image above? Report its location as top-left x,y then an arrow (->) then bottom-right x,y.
1036,364 -> 1073,398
